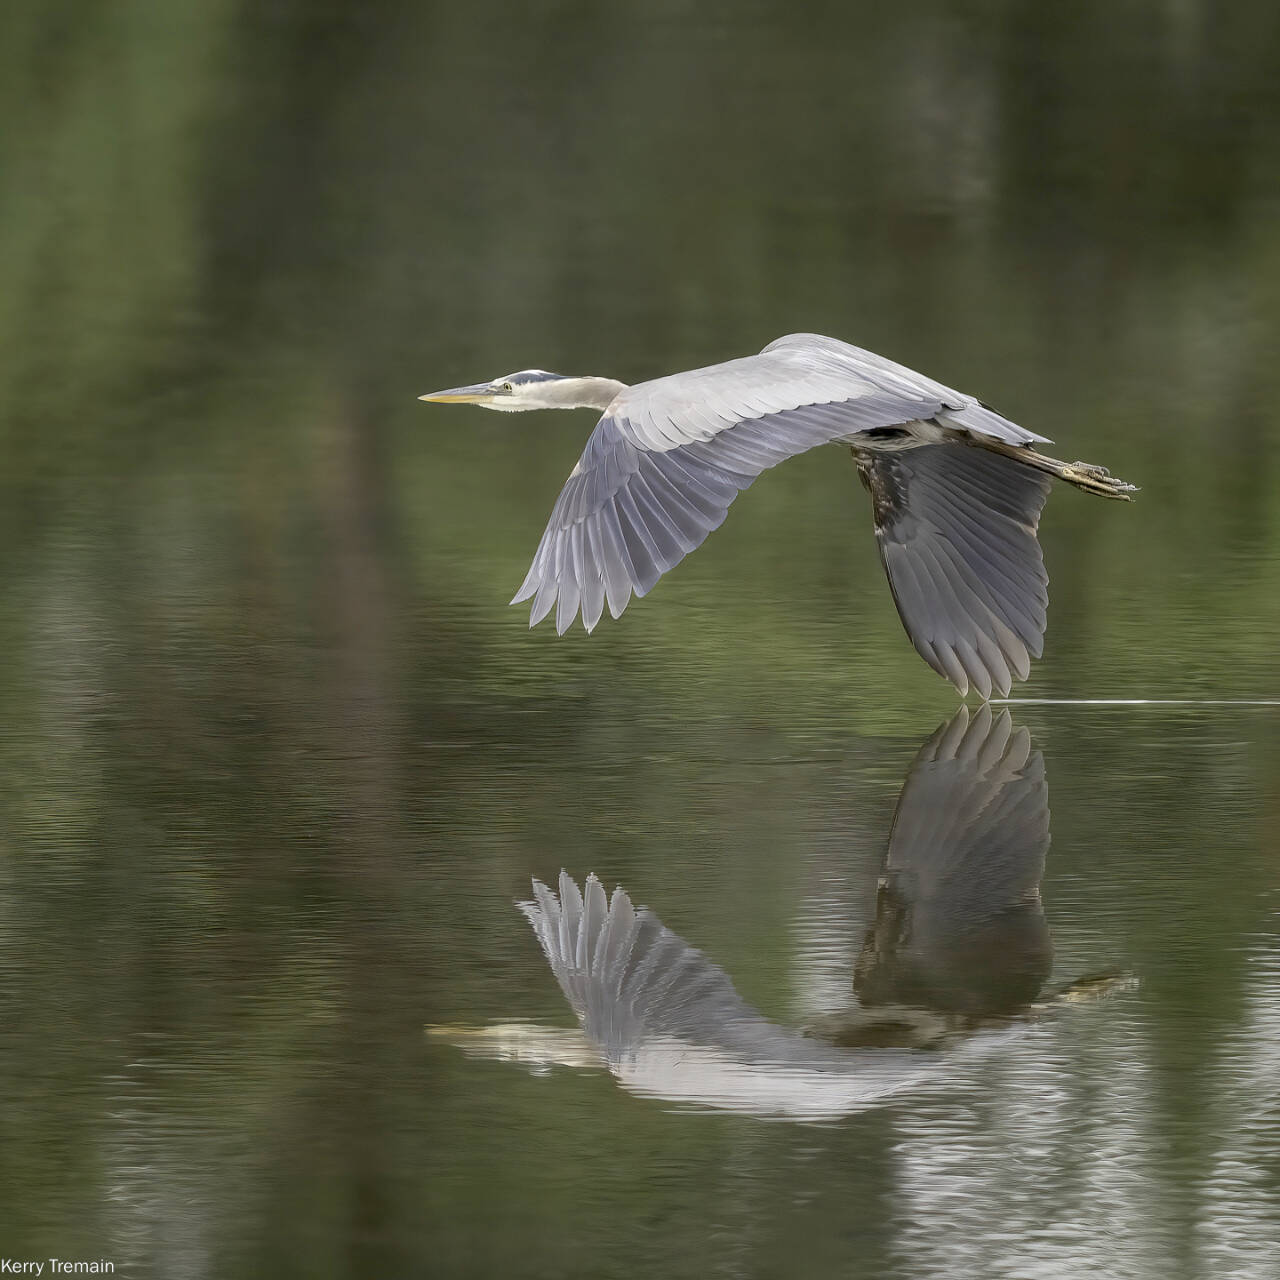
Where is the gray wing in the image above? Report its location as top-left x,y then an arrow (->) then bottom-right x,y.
885,706 -> 1049,911
858,444 -> 1052,698
518,871 -> 933,1118
856,706 -> 1052,1015
519,871 -> 837,1067
512,334 -> 1048,634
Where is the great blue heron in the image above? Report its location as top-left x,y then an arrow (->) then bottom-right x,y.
420,333 -> 1137,697
430,708 -> 1129,1119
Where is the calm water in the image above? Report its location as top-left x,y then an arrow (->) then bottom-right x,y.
2,3 -> 1280,1277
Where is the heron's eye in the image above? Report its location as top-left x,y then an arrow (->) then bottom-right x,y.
501,382 -> 514,393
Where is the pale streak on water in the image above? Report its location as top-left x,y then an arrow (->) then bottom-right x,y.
889,1011 -> 1166,1277
990,700 -> 1280,707
1196,945 -> 1280,1279
790,868 -> 869,1025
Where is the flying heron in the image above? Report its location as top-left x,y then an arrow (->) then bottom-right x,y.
420,333 -> 1137,697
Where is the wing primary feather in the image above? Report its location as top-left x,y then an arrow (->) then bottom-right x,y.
628,471 -> 696,557
974,630 -> 1014,698
529,572 -> 558,628
596,502 -> 636,617
954,636 -> 992,701
511,561 -> 541,605
579,520 -> 607,632
558,870 -> 584,966
613,487 -> 668,592
935,641 -> 971,695
580,873 -> 607,969
531,878 -> 563,969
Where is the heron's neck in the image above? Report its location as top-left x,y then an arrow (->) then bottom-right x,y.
547,376 -> 628,411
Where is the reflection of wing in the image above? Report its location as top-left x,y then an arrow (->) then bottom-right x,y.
521,871 -> 819,1062
855,705 -> 1052,1015
520,871 -> 926,1120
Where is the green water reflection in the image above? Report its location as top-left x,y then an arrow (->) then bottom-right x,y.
2,2 -> 1279,1277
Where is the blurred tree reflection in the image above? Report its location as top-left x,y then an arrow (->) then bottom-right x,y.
1,1 -> 1279,1271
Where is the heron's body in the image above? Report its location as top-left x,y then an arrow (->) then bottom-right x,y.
420,333 -> 1136,697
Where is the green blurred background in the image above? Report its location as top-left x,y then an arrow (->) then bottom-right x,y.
1,2 -> 1278,1277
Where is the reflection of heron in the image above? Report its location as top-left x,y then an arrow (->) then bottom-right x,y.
854,706 -> 1052,1019
420,334 -> 1136,695
513,867 -> 929,1121
432,708 -> 1128,1119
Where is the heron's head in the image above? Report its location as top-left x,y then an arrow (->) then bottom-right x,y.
418,369 -> 625,413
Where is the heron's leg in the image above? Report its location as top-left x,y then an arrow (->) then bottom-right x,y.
955,435 -> 1139,500
851,446 -> 874,492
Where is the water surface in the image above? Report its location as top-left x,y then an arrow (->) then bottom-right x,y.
2,3 -> 1279,1277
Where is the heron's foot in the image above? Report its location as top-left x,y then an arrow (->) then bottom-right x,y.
1042,970 -> 1138,1005
427,1022 -> 603,1069
1065,460 -> 1139,500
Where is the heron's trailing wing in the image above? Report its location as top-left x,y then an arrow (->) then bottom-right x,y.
859,445 -> 1051,697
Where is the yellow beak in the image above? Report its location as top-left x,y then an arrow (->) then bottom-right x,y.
418,382 -> 498,404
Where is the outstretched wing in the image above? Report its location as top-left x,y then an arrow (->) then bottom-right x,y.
519,871 -> 814,1064
858,444 -> 1051,698
512,334 -> 1046,634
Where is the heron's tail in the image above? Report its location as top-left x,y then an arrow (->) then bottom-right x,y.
968,438 -> 1138,500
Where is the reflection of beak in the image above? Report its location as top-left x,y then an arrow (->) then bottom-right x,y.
417,382 -> 498,404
